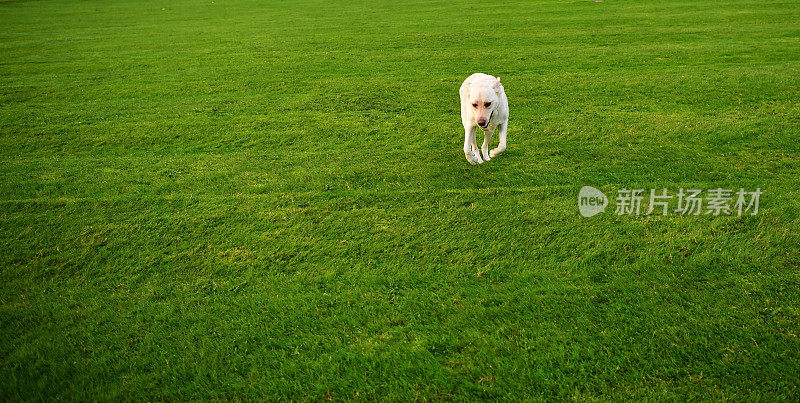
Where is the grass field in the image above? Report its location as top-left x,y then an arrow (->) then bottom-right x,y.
2,0 -> 800,399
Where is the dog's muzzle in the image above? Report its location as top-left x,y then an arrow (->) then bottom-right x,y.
478,110 -> 494,128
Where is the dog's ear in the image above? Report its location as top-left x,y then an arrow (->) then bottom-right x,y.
493,77 -> 502,92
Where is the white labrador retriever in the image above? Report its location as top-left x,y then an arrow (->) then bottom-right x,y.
459,73 -> 509,165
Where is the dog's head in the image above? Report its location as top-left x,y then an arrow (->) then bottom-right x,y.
468,77 -> 502,129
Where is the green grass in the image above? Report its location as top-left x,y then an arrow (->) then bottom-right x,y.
2,0 -> 799,399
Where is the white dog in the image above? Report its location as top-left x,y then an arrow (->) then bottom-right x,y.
459,73 -> 509,165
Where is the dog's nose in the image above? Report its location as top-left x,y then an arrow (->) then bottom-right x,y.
477,119 -> 486,127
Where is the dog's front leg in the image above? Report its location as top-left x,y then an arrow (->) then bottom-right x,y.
490,122 -> 507,158
463,125 -> 483,165
481,127 -> 495,161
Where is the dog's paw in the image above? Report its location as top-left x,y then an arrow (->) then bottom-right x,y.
489,147 -> 506,158
481,150 -> 491,161
465,152 -> 483,165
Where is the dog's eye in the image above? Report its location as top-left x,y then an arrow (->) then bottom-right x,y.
484,102 -> 492,107
472,103 -> 478,108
